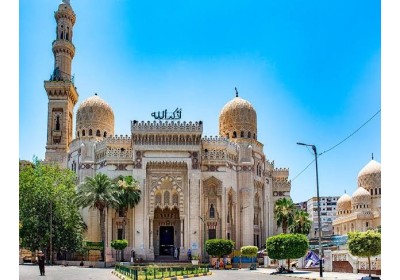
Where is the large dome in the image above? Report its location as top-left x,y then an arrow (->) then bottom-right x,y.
219,90 -> 257,141
76,94 -> 114,138
357,159 -> 381,192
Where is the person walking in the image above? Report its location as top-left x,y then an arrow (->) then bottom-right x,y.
37,251 -> 46,276
187,249 -> 192,261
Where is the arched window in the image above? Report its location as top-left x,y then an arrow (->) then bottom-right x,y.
210,204 -> 215,218
248,131 -> 251,138
66,27 -> 70,41
96,130 -> 100,137
77,131 -> 80,137
55,115 -> 60,131
253,133 -> 256,139
164,191 -> 170,205
155,193 -> 161,205
103,131 -> 107,137
226,133 -> 229,139
82,129 -> 85,136
172,193 -> 178,205
233,131 -> 237,138
89,129 -> 92,136
240,131 -> 244,137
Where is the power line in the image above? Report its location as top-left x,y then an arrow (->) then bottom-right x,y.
291,109 -> 381,182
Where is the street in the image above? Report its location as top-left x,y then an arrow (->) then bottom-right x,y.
19,264 -> 301,280
19,264 -> 119,280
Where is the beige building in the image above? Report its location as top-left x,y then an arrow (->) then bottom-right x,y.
332,158 -> 381,235
43,1 -> 291,261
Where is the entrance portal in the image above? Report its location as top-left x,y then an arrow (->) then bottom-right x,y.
159,226 -> 174,255
153,207 -> 181,257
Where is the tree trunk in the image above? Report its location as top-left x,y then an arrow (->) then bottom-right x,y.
100,208 -> 106,266
368,256 -> 371,277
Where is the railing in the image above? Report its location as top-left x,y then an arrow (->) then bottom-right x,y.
115,264 -> 209,280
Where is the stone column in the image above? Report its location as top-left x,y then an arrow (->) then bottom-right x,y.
150,219 -> 153,248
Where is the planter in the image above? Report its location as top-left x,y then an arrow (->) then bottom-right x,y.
191,260 -> 199,265
225,264 -> 232,269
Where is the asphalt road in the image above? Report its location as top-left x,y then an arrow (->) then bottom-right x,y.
19,264 -> 119,280
19,264 -> 301,280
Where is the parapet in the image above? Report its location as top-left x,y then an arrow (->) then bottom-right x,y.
131,120 -> 203,133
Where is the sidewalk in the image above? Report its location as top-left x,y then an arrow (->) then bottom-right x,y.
254,267 -> 380,280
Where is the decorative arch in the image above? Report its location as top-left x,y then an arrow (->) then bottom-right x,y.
149,175 -> 184,217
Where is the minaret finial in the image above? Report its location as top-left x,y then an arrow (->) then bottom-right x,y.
344,189 -> 346,194
372,153 -> 374,160
95,93 -> 98,96
235,87 -> 238,97
62,0 -> 71,5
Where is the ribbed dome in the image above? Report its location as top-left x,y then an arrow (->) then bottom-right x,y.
358,159 -> 381,177
76,94 -> 114,138
337,193 -> 352,213
357,159 -> 381,192
352,187 -> 371,206
219,94 -> 257,141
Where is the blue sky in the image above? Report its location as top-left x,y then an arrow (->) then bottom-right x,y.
18,0 -> 382,204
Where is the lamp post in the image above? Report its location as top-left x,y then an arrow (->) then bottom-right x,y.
199,216 -> 206,263
297,142 -> 323,278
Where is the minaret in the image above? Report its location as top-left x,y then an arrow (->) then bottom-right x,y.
44,0 -> 79,164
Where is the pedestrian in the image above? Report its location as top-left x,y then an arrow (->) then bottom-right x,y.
37,250 -> 45,276
187,249 -> 192,261
174,247 -> 178,259
215,258 -> 220,269
177,247 -> 180,260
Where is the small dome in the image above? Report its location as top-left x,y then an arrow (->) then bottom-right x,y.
357,159 -> 381,192
76,94 -> 114,138
219,91 -> 257,141
352,187 -> 371,206
337,193 -> 352,213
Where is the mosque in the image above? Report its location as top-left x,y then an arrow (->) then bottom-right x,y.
43,1 -> 291,261
332,158 -> 381,235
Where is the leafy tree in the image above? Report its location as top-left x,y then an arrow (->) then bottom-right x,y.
266,233 -> 309,271
114,175 -> 141,239
347,230 -> 381,277
19,158 -> 86,261
205,239 -> 235,258
74,173 -> 119,263
241,245 -> 258,269
289,210 -> 312,235
274,197 -> 297,233
111,239 -> 128,261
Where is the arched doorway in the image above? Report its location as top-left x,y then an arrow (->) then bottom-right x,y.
153,207 -> 181,257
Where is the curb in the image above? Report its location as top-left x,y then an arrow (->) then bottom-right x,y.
112,270 -> 212,280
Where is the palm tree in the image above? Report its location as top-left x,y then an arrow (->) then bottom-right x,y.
289,210 -> 312,235
74,173 -> 119,263
274,197 -> 296,233
115,175 -> 141,238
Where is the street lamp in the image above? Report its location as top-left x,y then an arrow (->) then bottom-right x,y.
297,142 -> 323,278
199,216 -> 206,263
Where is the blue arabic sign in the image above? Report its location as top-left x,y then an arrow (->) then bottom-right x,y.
151,108 -> 182,120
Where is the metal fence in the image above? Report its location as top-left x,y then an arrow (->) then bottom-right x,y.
115,264 -> 210,280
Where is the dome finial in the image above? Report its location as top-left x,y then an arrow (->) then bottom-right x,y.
235,87 -> 239,97
372,153 -> 374,160
95,93 -> 97,96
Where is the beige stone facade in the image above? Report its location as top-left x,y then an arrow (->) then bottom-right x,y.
332,159 -> 381,235
44,1 -> 291,262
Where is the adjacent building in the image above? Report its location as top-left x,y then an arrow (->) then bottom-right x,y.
306,196 -> 339,238
332,158 -> 381,235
